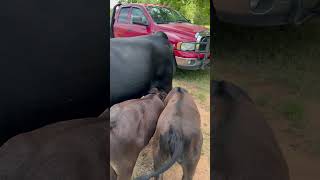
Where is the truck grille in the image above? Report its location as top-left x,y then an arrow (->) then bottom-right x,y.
198,37 -> 209,52
195,34 -> 210,60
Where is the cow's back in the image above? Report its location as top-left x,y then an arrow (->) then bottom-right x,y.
110,34 -> 173,106
110,38 -> 154,105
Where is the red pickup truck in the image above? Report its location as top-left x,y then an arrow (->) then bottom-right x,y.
110,3 -> 210,71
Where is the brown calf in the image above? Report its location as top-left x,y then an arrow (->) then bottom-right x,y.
0,117 -> 107,180
136,87 -> 203,180
110,88 -> 166,180
212,80 -> 290,180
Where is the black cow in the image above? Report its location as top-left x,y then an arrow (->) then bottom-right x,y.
0,0 -> 107,145
110,32 -> 174,106
212,80 -> 290,180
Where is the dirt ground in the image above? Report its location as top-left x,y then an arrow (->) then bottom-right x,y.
132,76 -> 211,180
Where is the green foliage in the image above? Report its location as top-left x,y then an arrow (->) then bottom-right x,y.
118,0 -> 210,25
279,99 -> 306,130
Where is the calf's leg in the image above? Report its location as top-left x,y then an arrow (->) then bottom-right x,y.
116,155 -> 139,180
181,161 -> 198,180
181,136 -> 202,180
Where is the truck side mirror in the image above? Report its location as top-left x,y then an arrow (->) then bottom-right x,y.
132,16 -> 149,26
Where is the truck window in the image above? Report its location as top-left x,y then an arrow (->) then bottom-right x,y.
146,6 -> 188,24
131,7 -> 148,24
118,7 -> 130,24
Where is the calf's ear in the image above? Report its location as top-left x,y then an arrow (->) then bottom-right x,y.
159,91 -> 168,101
148,87 -> 159,94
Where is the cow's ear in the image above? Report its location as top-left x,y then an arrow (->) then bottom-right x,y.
159,91 -> 167,101
148,88 -> 159,94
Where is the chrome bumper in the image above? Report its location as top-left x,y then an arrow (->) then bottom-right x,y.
176,56 -> 210,70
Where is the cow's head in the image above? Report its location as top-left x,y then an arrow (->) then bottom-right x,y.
148,88 -> 167,102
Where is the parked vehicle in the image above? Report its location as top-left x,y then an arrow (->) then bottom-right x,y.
213,0 -> 320,26
111,3 -> 210,71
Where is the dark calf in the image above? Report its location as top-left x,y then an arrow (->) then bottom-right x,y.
212,80 -> 290,180
136,87 -> 203,180
0,116 -> 107,180
110,88 -> 166,180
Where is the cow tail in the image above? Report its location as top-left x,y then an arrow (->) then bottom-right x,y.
134,125 -> 183,180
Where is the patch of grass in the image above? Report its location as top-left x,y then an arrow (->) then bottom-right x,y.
255,95 -> 269,107
279,99 -> 306,130
282,128 -> 304,136
197,93 -> 206,102
214,22 -> 320,100
310,139 -> 320,156
173,69 -> 210,105
201,131 -> 210,155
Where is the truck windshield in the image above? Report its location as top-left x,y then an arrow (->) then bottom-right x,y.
146,6 -> 189,24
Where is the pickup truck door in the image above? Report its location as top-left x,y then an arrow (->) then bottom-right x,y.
125,7 -> 151,37
113,6 -> 131,37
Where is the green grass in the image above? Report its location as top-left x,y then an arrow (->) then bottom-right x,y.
173,69 -> 210,105
214,22 -> 320,99
310,139 -> 320,156
278,99 -> 306,130
255,95 -> 269,107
